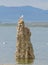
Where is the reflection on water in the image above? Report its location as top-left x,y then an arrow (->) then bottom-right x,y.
16,58 -> 34,64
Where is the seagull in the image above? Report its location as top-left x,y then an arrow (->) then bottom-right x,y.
18,15 -> 24,23
20,15 -> 24,19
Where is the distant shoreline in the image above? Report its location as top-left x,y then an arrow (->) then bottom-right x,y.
0,22 -> 48,27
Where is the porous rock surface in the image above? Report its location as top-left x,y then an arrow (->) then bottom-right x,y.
16,18 -> 35,60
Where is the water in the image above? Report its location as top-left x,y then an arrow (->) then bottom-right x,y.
0,25 -> 48,65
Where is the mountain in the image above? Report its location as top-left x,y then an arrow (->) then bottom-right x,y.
0,6 -> 48,23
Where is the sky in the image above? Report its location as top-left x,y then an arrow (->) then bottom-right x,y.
0,0 -> 48,10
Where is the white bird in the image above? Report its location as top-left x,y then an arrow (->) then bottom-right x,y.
20,15 -> 24,19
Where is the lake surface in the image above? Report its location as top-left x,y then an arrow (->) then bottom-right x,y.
0,25 -> 48,65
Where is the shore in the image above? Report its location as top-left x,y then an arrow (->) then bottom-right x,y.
0,22 -> 48,27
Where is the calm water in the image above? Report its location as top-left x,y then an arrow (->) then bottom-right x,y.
0,25 -> 48,65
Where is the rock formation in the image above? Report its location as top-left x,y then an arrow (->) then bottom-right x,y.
16,17 -> 35,63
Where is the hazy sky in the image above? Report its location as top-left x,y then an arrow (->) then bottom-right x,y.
0,0 -> 48,10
